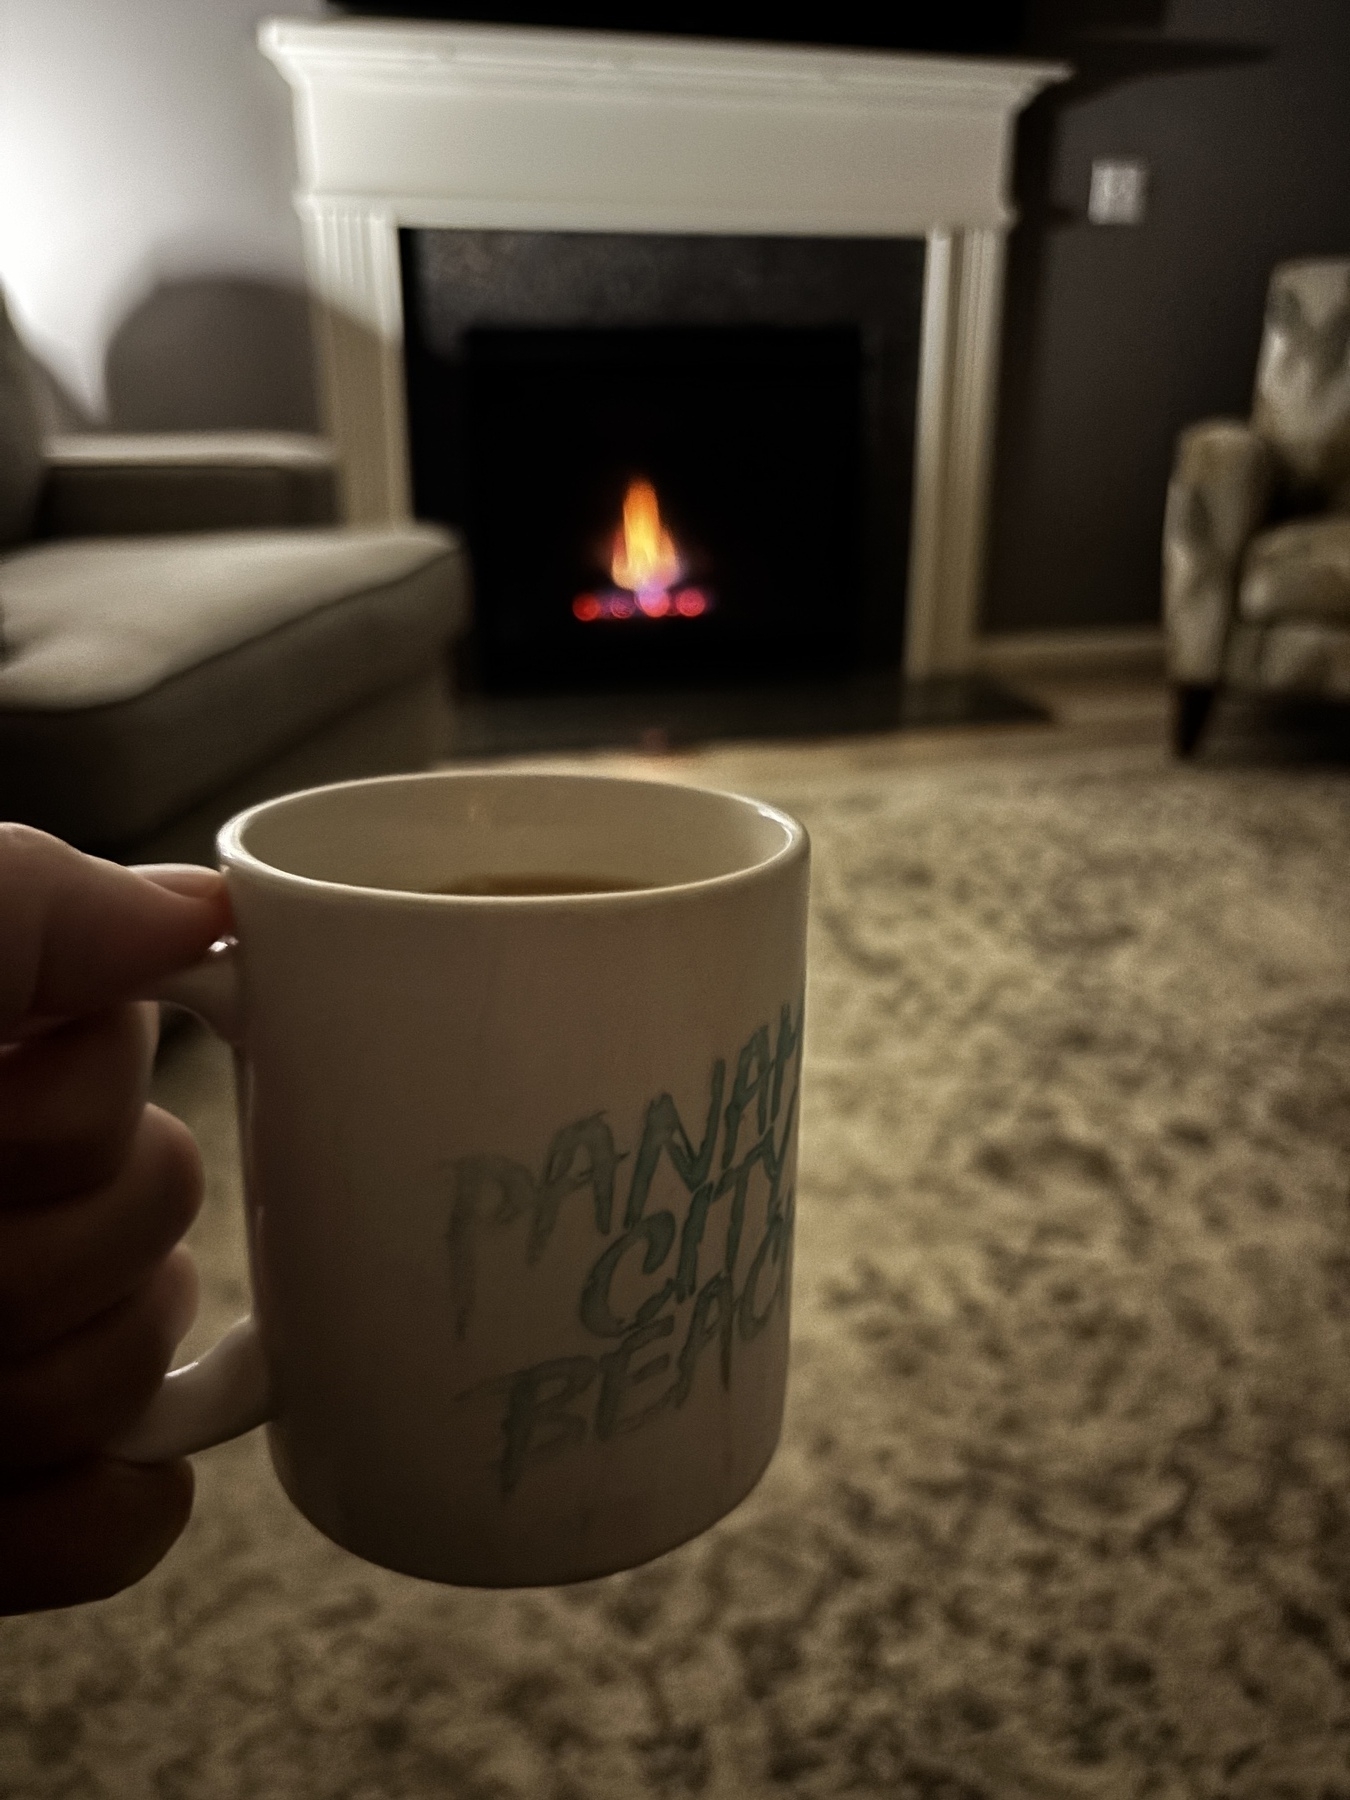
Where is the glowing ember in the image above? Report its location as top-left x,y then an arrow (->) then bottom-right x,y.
573,586 -> 710,624
572,477 -> 715,624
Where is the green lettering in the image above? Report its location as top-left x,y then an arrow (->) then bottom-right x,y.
680,1082 -> 796,1300
771,998 -> 804,1124
579,1212 -> 676,1338
674,1181 -> 714,1303
673,1270 -> 735,1403
596,1315 -> 676,1439
754,1082 -> 796,1223
737,1211 -> 789,1342
722,1027 -> 772,1170
715,1132 -> 772,1287
500,1355 -> 597,1495
529,1114 -> 622,1262
623,1060 -> 726,1227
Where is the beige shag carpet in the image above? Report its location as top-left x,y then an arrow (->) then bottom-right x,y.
3,743 -> 1350,1799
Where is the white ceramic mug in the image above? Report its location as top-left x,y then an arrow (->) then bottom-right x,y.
119,769 -> 809,1587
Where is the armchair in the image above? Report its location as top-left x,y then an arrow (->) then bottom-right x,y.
0,292 -> 470,862
1162,258 -> 1350,755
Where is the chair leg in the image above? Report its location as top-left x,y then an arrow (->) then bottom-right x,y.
1173,683 -> 1217,757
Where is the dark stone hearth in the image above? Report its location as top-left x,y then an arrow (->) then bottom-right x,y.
448,674 -> 1049,757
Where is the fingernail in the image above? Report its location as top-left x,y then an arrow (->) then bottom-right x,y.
135,864 -> 224,899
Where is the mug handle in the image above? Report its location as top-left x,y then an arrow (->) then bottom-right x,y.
112,940 -> 275,1464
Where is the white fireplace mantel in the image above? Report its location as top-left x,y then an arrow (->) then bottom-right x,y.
261,17 -> 1066,677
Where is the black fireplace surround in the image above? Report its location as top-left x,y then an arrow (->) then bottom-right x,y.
401,232 -> 925,696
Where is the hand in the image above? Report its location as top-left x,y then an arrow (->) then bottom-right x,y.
0,825 -> 231,1614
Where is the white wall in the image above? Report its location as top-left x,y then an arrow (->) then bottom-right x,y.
0,0 -> 327,427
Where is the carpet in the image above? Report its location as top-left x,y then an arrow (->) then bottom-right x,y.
4,743 -> 1350,1799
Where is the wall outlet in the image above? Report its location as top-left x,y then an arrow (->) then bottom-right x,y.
1088,159 -> 1149,226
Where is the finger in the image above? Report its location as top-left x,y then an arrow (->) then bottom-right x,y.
0,1457 -> 193,1615
0,1003 -> 158,1206
0,1244 -> 199,1472
134,864 -> 227,899
0,827 -> 231,1038
0,1107 -> 202,1358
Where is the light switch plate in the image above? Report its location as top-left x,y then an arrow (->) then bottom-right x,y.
1088,159 -> 1149,225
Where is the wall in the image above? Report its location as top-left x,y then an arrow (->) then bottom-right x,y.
0,0 -> 325,431
983,0 -> 1350,634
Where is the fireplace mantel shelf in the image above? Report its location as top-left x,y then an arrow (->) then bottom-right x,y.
262,16 -> 1066,677
264,19 -> 1053,118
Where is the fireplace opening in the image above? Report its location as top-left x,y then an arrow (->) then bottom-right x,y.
461,324 -> 862,691
401,230 -> 926,715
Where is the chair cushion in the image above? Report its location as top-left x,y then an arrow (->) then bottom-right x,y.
1252,259 -> 1350,499
0,291 -> 45,548
1239,516 -> 1350,624
0,523 -> 455,708
1226,617 -> 1350,696
0,525 -> 469,848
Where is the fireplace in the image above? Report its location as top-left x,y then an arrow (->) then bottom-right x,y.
459,324 -> 864,691
261,17 -> 1066,685
401,228 -> 927,694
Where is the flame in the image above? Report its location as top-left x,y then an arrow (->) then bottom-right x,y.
610,478 -> 683,594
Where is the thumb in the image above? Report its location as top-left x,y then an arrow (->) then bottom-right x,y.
0,1459 -> 194,1614
0,826 -> 232,1036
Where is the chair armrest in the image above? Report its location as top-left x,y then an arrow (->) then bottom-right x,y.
1162,420 -> 1273,682
36,433 -> 341,537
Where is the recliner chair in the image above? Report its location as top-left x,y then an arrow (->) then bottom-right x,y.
1163,257 -> 1350,756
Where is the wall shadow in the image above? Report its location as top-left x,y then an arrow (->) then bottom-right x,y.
21,350 -> 97,436
105,277 -> 320,433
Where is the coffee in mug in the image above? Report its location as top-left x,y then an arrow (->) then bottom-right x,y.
119,770 -> 809,1588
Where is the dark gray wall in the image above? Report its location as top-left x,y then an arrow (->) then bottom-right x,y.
984,0 -> 1350,635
